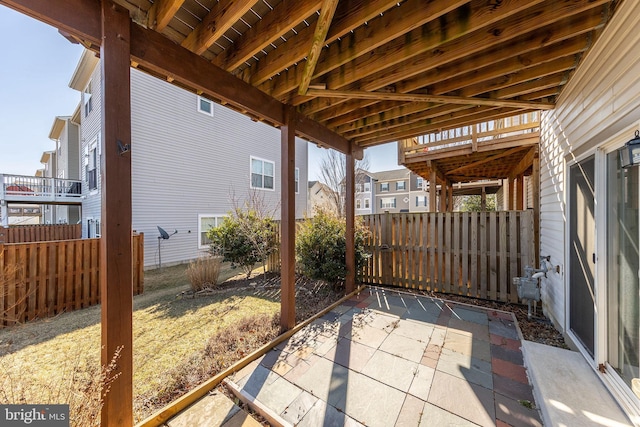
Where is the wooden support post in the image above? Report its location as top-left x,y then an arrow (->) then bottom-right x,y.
481,187 -> 487,211
516,173 -> 524,210
429,169 -> 437,212
532,154 -> 540,266
345,151 -> 355,292
508,176 -> 515,210
280,105 -> 296,332
447,182 -> 453,212
100,1 -> 132,426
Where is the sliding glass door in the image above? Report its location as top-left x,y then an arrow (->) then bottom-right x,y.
607,150 -> 640,395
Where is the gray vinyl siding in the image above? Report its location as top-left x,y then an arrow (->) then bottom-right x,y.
538,1 -> 640,331
80,64 -> 103,236
128,69 -> 307,267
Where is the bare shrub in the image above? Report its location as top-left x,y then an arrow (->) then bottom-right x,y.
186,256 -> 222,292
0,347 -> 121,427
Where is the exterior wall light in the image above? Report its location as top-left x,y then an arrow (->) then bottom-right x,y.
619,130 -> 640,168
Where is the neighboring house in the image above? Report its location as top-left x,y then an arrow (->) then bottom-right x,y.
307,180 -> 336,216
5,204 -> 41,225
538,0 -> 640,420
39,150 -> 56,224
69,50 -> 308,268
354,171 -> 375,215
45,113 -> 81,225
371,169 -> 431,213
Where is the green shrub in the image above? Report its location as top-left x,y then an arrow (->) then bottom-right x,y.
296,210 -> 370,285
207,209 -> 277,279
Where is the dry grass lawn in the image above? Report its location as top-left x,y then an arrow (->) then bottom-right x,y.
0,262 -> 284,423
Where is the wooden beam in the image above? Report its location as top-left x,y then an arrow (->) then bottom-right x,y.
298,0 -> 339,95
147,0 -> 185,31
99,1 -> 132,426
248,0 -> 399,86
268,0 -> 466,98
447,147 -> 528,175
508,176 -> 515,210
532,154 -> 540,264
212,0 -> 323,71
429,168 -> 437,212
294,113 -> 350,153
180,0 -> 255,55
306,89 -> 554,109
516,174 -> 524,210
280,106 -> 296,332
510,146 -> 537,177
345,152 -> 355,292
299,10 -> 603,117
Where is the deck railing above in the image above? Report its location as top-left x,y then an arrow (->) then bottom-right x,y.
0,173 -> 82,203
399,112 -> 540,162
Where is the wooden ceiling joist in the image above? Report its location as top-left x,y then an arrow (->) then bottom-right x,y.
147,0 -> 185,31
306,89 -> 555,110
212,0 -> 323,71
180,0 -> 256,56
298,0 -> 340,95
248,0 -> 399,86
447,147 -> 529,175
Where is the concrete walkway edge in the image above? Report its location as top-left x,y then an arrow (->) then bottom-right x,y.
522,340 -> 633,427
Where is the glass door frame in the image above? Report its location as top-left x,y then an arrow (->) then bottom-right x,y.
597,126 -> 640,421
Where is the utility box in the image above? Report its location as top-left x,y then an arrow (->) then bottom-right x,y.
514,276 -> 541,301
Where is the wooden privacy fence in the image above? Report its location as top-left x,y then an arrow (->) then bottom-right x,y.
0,233 -> 144,328
362,211 -> 535,303
0,224 -> 82,243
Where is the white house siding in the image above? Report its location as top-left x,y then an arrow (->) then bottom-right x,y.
539,1 -> 640,332
130,70 -> 307,267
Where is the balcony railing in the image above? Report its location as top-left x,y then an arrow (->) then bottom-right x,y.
0,174 -> 82,203
399,112 -> 540,162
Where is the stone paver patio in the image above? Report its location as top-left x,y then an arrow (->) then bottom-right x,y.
226,287 -> 542,426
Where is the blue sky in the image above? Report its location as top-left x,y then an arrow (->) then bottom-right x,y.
0,5 -> 400,180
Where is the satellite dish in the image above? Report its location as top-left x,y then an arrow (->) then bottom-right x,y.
157,226 -> 178,240
156,226 -> 178,269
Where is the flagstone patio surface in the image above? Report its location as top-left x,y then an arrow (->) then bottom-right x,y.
226,287 -> 543,427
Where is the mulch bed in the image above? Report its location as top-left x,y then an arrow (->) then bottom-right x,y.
214,272 -> 568,349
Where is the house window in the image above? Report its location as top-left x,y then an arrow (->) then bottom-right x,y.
86,139 -> 98,191
356,199 -> 362,209
251,157 -> 275,190
364,182 -> 370,192
381,197 -> 396,209
416,196 -> 427,207
197,96 -> 214,116
356,184 -> 363,193
417,177 -> 424,189
397,181 -> 406,191
364,198 -> 370,209
295,168 -> 300,194
199,215 -> 224,249
84,82 -> 93,117
380,182 -> 389,192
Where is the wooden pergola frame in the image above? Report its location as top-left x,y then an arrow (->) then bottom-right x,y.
1,2 -> 359,425
0,0 -> 621,425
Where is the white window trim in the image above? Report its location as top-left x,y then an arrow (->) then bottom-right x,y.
380,182 -> 389,192
198,214 -> 224,249
295,167 -> 300,194
197,95 -> 214,117
397,181 -> 406,190
250,156 -> 276,191
83,82 -> 93,117
364,198 -> 370,209
86,136 -> 99,195
356,199 -> 362,209
381,197 -> 396,209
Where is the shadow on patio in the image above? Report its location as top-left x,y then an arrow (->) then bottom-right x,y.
164,286 -> 542,426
